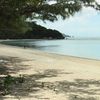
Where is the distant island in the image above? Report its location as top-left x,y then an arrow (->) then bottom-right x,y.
0,23 -> 69,39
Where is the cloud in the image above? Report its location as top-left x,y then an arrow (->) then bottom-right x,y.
37,5 -> 100,37
66,7 -> 97,24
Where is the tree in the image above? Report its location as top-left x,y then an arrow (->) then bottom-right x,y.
0,0 -> 100,32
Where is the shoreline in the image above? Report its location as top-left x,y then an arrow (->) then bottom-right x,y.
0,43 -> 100,100
0,43 -> 100,62
0,43 -> 100,69
0,43 -> 100,74
1,39 -> 100,61
0,43 -> 100,77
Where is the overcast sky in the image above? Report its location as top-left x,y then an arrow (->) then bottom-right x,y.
37,1 -> 100,38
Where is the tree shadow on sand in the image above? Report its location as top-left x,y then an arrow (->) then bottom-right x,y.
0,56 -> 29,75
55,79 -> 100,100
0,56 -> 100,100
0,60 -> 72,100
1,70 -> 100,100
0,56 -> 30,99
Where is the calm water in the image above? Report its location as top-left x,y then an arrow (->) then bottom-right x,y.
1,39 -> 100,60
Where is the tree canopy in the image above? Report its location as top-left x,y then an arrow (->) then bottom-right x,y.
0,0 -> 100,32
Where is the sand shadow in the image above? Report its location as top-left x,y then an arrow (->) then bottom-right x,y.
0,57 -> 99,100
1,67 -> 100,100
0,56 -> 30,99
0,56 -> 29,75
0,69 -> 72,100
52,79 -> 100,100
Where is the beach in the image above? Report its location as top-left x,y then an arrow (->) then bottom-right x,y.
0,44 -> 100,100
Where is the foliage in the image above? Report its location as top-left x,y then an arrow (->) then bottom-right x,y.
0,0 -> 100,32
26,22 -> 65,39
0,22 -> 65,39
0,74 -> 25,95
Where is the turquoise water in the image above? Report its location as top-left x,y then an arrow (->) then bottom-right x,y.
1,39 -> 100,60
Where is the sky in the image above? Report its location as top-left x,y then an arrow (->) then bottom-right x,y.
37,1 -> 100,38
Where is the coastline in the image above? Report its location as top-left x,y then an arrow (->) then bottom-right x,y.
1,39 -> 100,61
0,43 -> 100,100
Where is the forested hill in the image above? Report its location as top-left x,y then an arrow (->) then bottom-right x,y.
0,23 -> 65,39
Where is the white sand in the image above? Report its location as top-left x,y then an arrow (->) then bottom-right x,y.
0,44 -> 100,100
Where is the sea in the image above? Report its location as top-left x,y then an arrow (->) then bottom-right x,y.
1,39 -> 100,60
